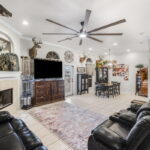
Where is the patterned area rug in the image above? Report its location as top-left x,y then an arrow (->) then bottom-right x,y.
30,102 -> 107,150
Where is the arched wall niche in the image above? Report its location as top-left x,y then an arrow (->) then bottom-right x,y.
0,30 -> 14,53
46,51 -> 60,60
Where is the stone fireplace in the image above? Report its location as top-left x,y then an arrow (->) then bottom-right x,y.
0,88 -> 13,109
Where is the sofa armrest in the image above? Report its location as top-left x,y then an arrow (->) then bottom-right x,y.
129,103 -> 143,113
92,126 -> 126,150
0,111 -> 13,123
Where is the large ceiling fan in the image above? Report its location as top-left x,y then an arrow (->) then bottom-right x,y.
43,9 -> 126,45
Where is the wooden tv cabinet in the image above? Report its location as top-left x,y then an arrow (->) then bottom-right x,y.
32,79 -> 65,106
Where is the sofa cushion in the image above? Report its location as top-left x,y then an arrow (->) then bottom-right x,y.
0,133 -> 26,150
0,122 -> 14,138
109,123 -> 130,138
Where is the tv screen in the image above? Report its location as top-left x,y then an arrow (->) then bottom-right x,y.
34,59 -> 62,79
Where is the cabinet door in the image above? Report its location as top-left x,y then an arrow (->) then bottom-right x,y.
35,82 -> 49,104
57,80 -> 64,98
51,81 -> 58,99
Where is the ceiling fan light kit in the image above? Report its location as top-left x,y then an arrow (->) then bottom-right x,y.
79,33 -> 87,38
43,9 -> 126,45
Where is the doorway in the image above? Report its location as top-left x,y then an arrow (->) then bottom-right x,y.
64,65 -> 74,96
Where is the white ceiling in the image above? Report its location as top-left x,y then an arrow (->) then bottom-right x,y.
0,0 -> 150,55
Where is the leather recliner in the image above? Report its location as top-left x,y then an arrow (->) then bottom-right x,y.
88,102 -> 150,150
0,111 -> 48,150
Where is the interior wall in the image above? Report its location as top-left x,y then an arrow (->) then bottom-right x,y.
104,52 -> 149,94
0,22 -> 21,78
20,38 -> 99,94
0,22 -> 21,110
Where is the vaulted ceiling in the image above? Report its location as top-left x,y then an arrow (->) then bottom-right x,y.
0,0 -> 150,55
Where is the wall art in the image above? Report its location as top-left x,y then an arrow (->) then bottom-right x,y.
0,53 -> 19,71
112,64 -> 129,80
46,51 -> 60,60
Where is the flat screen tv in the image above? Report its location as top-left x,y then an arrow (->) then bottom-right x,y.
34,59 -> 62,79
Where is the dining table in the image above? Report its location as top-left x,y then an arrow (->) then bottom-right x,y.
95,82 -> 120,98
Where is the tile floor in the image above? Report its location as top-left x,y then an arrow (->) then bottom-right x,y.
13,92 -> 148,150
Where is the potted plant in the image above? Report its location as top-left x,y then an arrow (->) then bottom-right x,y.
135,64 -> 144,70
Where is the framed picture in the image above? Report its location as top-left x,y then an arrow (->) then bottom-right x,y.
113,64 -> 129,80
77,67 -> 86,74
0,53 -> 19,71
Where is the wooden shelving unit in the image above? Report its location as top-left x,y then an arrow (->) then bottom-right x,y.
77,74 -> 89,95
135,68 -> 148,97
96,67 -> 108,83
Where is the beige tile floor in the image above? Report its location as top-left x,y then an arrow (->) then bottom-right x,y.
13,93 -> 148,150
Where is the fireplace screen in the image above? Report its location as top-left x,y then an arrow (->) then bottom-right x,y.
0,89 -> 13,109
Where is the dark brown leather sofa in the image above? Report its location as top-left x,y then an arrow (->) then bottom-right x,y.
0,111 -> 47,150
88,101 -> 150,150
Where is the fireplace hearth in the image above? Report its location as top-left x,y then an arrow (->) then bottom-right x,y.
0,89 -> 13,109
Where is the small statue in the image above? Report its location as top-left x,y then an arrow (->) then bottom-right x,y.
29,37 -> 42,59
80,54 -> 87,63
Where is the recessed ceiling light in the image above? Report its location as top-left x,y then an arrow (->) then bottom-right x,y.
104,52 -> 108,55
22,20 -> 29,26
126,49 -> 131,52
113,42 -> 118,46
89,48 -> 93,51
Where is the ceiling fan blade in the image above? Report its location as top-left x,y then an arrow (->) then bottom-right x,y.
89,33 -> 123,36
58,35 -> 78,43
87,36 -> 103,43
79,39 -> 83,45
88,19 -> 126,33
46,19 -> 78,33
82,9 -> 91,32
43,33 -> 77,35
0,4 -> 12,17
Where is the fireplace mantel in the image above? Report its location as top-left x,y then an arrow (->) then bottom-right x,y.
0,71 -> 21,79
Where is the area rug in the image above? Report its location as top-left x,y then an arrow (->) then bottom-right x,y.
30,102 -> 107,150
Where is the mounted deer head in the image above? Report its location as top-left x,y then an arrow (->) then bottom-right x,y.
80,54 -> 87,63
29,37 -> 42,59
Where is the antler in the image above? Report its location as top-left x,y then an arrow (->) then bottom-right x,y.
32,37 -> 42,45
